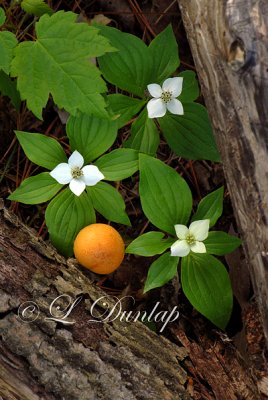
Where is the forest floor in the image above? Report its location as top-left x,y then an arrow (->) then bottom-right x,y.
0,0 -> 267,397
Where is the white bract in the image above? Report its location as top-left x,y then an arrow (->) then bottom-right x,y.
147,77 -> 184,119
170,219 -> 210,257
50,150 -> 104,196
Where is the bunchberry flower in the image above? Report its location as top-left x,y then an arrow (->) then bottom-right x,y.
50,150 -> 104,196
170,219 -> 210,257
147,77 -> 184,118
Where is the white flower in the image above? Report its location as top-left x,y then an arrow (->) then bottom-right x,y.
170,219 -> 210,257
147,77 -> 184,119
50,150 -> 104,197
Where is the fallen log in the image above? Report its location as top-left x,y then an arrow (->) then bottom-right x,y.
178,0 -> 268,344
0,204 -> 190,400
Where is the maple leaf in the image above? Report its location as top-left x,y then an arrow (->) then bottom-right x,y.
21,0 -> 54,17
0,31 -> 17,75
11,11 -> 115,119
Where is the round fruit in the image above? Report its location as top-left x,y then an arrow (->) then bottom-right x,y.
73,223 -> 125,274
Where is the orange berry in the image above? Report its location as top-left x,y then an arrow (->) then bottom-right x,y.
73,223 -> 125,274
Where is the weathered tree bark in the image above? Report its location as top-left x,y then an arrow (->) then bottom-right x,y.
178,0 -> 268,344
0,205 -> 261,399
0,205 -> 190,400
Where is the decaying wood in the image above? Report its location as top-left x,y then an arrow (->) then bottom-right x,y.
178,0 -> 268,344
0,205 -> 190,400
0,205 -> 262,399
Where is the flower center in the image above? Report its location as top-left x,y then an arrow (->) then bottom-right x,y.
71,166 -> 83,179
160,90 -> 172,103
186,233 -> 196,246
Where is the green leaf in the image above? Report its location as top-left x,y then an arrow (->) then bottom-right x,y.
144,252 -> 179,292
0,7 -> 6,26
95,148 -> 139,181
45,189 -> 96,257
178,70 -> 199,102
15,131 -> 67,170
8,172 -> 62,204
97,25 -> 152,97
141,318 -> 157,332
0,71 -> 21,110
66,113 -> 118,164
159,103 -> 220,162
181,253 -> 233,329
126,231 -> 174,257
148,25 -> 179,83
11,11 -> 115,119
21,0 -> 53,17
192,187 -> 224,227
0,30 -> 17,75
139,154 -> 192,235
107,94 -> 145,128
124,108 -> 159,156
204,231 -> 242,255
88,181 -> 130,226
